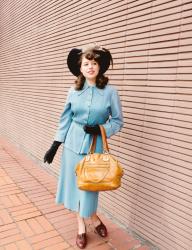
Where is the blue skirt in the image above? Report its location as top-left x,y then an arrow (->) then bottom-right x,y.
55,146 -> 99,218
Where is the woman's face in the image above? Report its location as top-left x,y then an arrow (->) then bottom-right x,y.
80,56 -> 100,83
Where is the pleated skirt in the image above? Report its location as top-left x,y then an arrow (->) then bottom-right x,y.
55,146 -> 99,218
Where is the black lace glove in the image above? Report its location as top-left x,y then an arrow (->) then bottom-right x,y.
44,141 -> 62,164
83,125 -> 101,135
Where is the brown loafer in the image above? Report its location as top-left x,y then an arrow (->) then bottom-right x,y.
94,220 -> 108,237
76,233 -> 87,249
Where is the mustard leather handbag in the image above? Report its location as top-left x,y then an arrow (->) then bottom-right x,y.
75,125 -> 124,191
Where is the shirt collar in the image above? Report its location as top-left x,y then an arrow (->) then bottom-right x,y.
77,81 -> 104,95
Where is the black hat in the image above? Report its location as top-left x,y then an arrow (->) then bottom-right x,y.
67,45 -> 113,77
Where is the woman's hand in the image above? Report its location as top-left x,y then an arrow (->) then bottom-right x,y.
83,125 -> 101,135
44,141 -> 62,164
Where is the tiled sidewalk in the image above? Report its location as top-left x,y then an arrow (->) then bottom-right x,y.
0,137 -> 152,250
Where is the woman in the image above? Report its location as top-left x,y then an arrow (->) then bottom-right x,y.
44,44 -> 123,249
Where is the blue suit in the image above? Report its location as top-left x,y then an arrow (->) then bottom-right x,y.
55,81 -> 123,217
54,81 -> 123,153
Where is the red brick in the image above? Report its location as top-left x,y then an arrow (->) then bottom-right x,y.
0,209 -> 13,224
0,233 -> 24,246
45,209 -> 70,220
61,229 -> 76,240
36,202 -> 64,214
2,176 -> 13,185
4,243 -> 18,250
33,197 -> 54,206
22,184 -> 44,193
33,235 -> 65,249
26,191 -> 51,200
8,203 -> 41,221
42,241 -> 69,250
18,180 -> 39,187
0,223 -> 16,233
16,239 -> 33,250
0,196 -> 13,208
137,246 -> 151,250
54,218 -> 77,231
8,203 -> 35,213
16,220 -> 34,237
29,230 -> 59,244
0,177 -> 8,186
0,184 -> 16,190
29,193 -> 53,202
116,240 -> 141,250
0,169 -> 7,176
9,194 -> 23,206
0,228 -> 19,239
14,211 -> 42,221
108,228 -> 134,243
0,185 -> 20,196
17,193 -> 31,204
58,222 -> 77,235
90,243 -> 114,250
25,184 -> 45,192
63,237 -> 76,247
35,216 -> 54,231
51,214 -> 76,227
27,218 -> 45,234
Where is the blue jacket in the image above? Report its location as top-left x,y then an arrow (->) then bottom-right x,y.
54,81 -> 123,154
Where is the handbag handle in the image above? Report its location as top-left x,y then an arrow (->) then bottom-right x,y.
89,125 -> 109,154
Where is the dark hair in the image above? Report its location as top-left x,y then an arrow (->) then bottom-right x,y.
75,50 -> 109,90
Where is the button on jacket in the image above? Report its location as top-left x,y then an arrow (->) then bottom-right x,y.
54,81 -> 123,154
